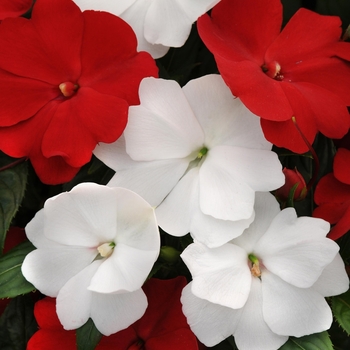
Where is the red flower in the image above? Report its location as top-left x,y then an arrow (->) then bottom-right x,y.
27,277 -> 199,350
0,0 -> 32,20
274,167 -> 307,203
314,149 -> 350,240
0,0 -> 158,184
197,0 -> 350,153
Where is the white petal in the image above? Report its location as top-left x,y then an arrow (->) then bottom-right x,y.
73,0 -> 136,15
94,136 -> 190,207
182,75 -> 272,150
232,192 -> 280,252
181,282 -> 239,347
254,209 -> 338,288
56,260 -> 103,330
89,244 -> 158,293
156,167 -> 199,237
44,183 -> 118,246
25,209 -> 57,249
191,206 -> 254,248
144,0 -> 193,47
22,247 -> 95,297
125,78 -> 204,161
90,288 -> 147,336
120,0 -> 169,58
312,253 -> 349,297
262,271 -> 333,337
199,146 -> 284,221
181,242 -> 251,309
234,277 -> 288,350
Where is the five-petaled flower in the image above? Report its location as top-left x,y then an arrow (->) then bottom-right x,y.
0,0 -> 158,184
197,0 -> 350,153
94,74 -> 284,247
22,183 -> 160,335
181,193 -> 349,350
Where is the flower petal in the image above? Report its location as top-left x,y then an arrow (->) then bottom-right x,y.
124,78 -> 204,161
255,208 -> 338,288
43,183 -> 119,246
181,242 -> 251,309
22,246 -> 95,297
199,145 -> 284,220
56,260 -> 102,330
262,271 -> 333,337
312,253 -> 349,297
234,277 -> 288,350
94,136 -> 189,207
181,282 -> 239,347
90,288 -> 147,336
182,74 -> 272,150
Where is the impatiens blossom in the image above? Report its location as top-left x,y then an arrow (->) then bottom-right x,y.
0,0 -> 32,20
94,75 -> 284,247
28,278 -> 198,350
21,183 -> 160,335
73,0 -> 221,58
0,0 -> 158,184
197,0 -> 350,153
181,192 -> 349,350
313,148 -> 350,240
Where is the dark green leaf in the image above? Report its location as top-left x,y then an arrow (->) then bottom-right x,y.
0,161 -> 28,253
279,331 -> 333,350
332,289 -> 350,335
76,318 -> 102,350
0,241 -> 35,298
0,294 -> 37,350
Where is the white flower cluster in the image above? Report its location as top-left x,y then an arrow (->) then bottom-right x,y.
20,2 -> 349,345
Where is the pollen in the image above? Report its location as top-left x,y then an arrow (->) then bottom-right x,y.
59,81 -> 79,97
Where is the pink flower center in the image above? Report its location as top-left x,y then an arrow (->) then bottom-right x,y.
261,61 -> 284,81
59,81 -> 79,97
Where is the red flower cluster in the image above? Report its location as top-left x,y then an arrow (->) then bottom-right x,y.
0,0 -> 32,20
27,277 -> 200,350
314,148 -> 350,240
0,0 -> 158,184
198,0 -> 350,153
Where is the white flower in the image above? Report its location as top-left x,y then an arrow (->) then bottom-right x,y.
72,0 -> 221,58
94,75 -> 285,247
21,183 -> 160,335
180,192 -> 349,350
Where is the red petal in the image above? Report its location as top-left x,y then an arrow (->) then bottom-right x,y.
314,173 -> 350,204
214,59 -> 293,121
3,227 -> 26,254
313,202 -> 347,224
0,0 -> 32,19
79,11 -> 158,105
0,0 -> 82,84
146,329 -> 199,350
0,70 -> 58,126
327,205 -> 350,240
41,88 -> 128,167
198,0 -> 282,63
33,298 -> 61,329
334,148 -> 350,185
265,8 -> 342,67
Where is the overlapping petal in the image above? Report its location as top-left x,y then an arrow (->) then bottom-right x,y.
0,0 -> 32,19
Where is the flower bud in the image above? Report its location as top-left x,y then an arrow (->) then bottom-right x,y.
275,167 -> 307,203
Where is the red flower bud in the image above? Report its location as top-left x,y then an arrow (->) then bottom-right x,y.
275,167 -> 307,203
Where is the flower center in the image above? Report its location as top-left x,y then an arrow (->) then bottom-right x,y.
248,253 -> 262,278
59,81 -> 79,97
97,242 -> 116,258
127,338 -> 145,350
197,146 -> 208,159
261,61 -> 284,81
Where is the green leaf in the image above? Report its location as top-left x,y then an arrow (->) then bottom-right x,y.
332,289 -> 350,335
279,331 -> 333,350
0,294 -> 37,350
0,161 -> 28,253
76,318 -> 103,350
0,241 -> 35,298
